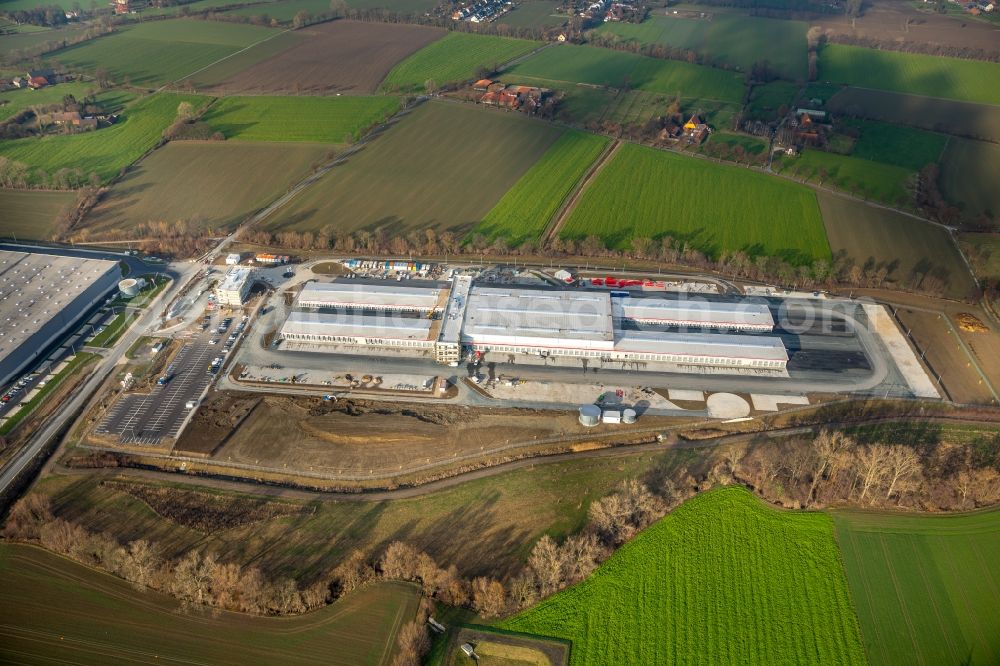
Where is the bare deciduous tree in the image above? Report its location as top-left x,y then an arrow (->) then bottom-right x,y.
527,535 -> 563,597
470,577 -> 506,618
885,446 -> 921,501
854,445 -> 890,503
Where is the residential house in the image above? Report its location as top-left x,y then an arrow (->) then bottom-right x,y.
683,113 -> 709,144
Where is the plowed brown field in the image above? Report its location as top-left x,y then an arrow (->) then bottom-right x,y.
202,20 -> 445,95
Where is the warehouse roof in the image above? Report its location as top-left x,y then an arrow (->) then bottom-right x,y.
0,250 -> 118,359
614,330 -> 788,362
298,280 -> 444,311
463,287 -> 614,345
281,311 -> 432,341
613,298 -> 774,329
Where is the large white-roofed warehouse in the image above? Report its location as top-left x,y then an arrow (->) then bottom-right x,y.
297,281 -> 447,313
279,280 -> 788,372
0,250 -> 120,385
612,298 -> 774,331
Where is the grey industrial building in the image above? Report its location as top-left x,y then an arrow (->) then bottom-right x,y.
282,278 -> 788,372
0,250 -> 120,386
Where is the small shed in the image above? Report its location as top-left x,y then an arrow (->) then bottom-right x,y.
460,642 -> 476,658
602,409 -> 621,424
473,78 -> 493,91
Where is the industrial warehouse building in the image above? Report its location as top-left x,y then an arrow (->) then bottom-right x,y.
296,280 -> 447,312
0,250 -> 120,386
281,279 -> 788,371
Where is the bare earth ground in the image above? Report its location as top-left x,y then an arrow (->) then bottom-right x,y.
813,0 -> 1000,54
201,21 -> 445,95
176,392 -> 673,477
81,141 -> 332,235
894,308 -> 993,404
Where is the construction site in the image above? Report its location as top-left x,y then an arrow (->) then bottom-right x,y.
59,256 -> 951,492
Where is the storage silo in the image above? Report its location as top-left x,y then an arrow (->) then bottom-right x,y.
578,404 -> 601,427
118,277 -> 146,297
622,408 -> 637,424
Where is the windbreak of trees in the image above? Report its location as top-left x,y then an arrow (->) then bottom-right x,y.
3,426 -> 999,653
239,224 -> 970,300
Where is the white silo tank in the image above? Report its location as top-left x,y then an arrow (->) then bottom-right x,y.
118,278 -> 140,297
622,408 -> 637,424
578,404 -> 601,427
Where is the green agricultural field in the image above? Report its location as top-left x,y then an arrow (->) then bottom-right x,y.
264,101 -> 561,237
832,508 -> 1000,666
346,0 -> 441,11
561,143 -> 829,263
818,192 -> 977,299
182,30 -> 302,89
0,543 -> 420,665
843,119 -> 947,171
0,189 -> 76,240
49,20 -> 282,87
223,0 -> 331,21
203,96 -> 400,142
827,87 -> 1000,143
596,13 -> 807,80
497,0 -> 567,28
83,141 -> 330,234
940,137 -> 1000,223
472,130 -> 609,246
0,22 -> 89,60
502,487 -> 866,665
0,81 -> 97,121
704,131 -> 768,157
0,92 -> 206,186
140,0 -> 244,15
380,32 -> 539,92
817,44 -> 1000,106
746,80 -> 799,121
774,149 -> 914,209
543,82 -> 737,129
508,43 -> 745,102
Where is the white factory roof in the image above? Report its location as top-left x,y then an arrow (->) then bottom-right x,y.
0,250 -> 118,353
298,280 -> 443,311
462,286 -> 614,348
613,298 -> 774,329
439,275 -> 472,345
218,267 -> 252,292
613,330 -> 788,362
281,311 -> 432,341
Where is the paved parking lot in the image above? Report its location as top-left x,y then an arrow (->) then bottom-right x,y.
95,314 -> 236,446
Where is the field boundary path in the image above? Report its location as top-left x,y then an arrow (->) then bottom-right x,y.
57,413 -> 1000,501
543,139 -> 621,244
496,41 -> 553,73
163,27 -> 295,92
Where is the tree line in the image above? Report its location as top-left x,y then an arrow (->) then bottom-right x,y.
235,221 -> 970,299
3,425 -> 998,664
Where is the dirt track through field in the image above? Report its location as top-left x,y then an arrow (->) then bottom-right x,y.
203,21 -> 445,95
543,139 -> 620,244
